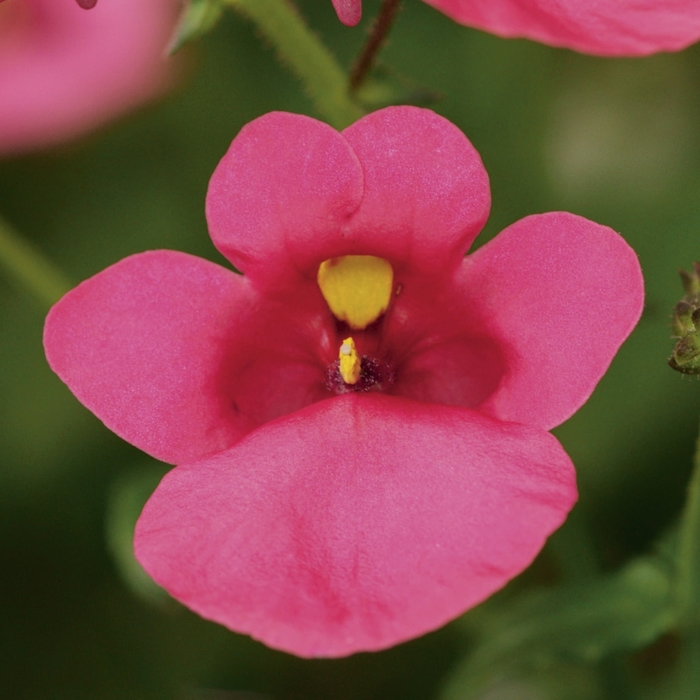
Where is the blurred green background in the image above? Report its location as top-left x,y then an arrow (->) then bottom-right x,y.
2,1 -> 700,698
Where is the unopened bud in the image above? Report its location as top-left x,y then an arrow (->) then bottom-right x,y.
669,263 -> 700,374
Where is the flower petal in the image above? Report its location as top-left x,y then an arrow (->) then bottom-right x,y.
44,251 -> 261,464
135,393 -> 576,657
342,106 -> 491,277
0,0 -> 176,154
460,212 -> 644,430
332,0 -> 362,27
424,0 -> 700,56
206,111 -> 364,290
206,108 -> 491,288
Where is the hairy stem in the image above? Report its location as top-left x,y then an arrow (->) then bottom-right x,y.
227,0 -> 364,129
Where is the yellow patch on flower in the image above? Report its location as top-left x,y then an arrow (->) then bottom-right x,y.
317,255 -> 393,330
338,337 -> 361,385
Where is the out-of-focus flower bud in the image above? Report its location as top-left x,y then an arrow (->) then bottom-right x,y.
669,263 -> 700,375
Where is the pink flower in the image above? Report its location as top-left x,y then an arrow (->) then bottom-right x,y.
0,0 -> 177,155
332,0 -> 362,27
44,107 -> 644,657
334,0 -> 700,56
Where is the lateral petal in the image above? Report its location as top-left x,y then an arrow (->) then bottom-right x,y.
45,251 -> 336,464
462,212 -> 644,430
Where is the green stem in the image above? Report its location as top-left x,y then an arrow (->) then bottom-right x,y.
0,216 -> 72,309
676,421 -> 700,623
669,423 -> 700,700
226,0 -> 365,129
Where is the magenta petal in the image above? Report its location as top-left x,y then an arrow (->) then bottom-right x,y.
135,394 -> 576,657
206,108 -> 491,288
342,107 -> 491,277
424,0 -> 700,56
332,0 -> 362,26
44,251 -> 258,464
461,212 -> 644,430
206,112 -> 364,289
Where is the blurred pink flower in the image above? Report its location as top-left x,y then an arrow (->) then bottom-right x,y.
0,0 -> 177,155
334,0 -> 700,56
44,107 -> 643,657
332,0 -> 362,26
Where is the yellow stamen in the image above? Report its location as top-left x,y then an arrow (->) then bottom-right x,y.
317,255 -> 393,330
339,337 -> 361,385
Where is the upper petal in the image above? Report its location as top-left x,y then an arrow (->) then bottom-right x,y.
135,393 -> 576,658
342,106 -> 491,277
205,111 -> 365,290
44,251 -> 259,465
205,107 -> 491,288
424,0 -> 700,56
460,212 -> 644,430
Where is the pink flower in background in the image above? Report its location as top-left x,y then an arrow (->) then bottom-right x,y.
0,0 -> 177,155
332,0 -> 362,27
44,107 -> 644,657
334,0 -> 700,56
426,0 -> 700,56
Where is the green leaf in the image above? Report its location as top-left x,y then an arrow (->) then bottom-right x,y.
441,557 -> 678,700
105,462 -> 170,606
167,0 -> 226,55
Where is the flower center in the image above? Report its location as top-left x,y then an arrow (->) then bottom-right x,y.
317,255 -> 393,330
325,337 -> 395,394
317,255 -> 396,395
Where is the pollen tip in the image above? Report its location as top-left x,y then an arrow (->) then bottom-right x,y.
338,337 -> 361,384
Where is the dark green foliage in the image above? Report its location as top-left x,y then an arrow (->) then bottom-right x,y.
3,2 -> 700,698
